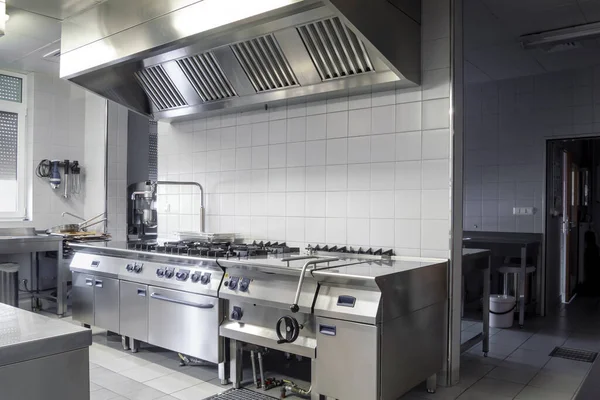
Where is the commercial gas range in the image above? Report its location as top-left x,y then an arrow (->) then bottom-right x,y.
70,240 -> 447,399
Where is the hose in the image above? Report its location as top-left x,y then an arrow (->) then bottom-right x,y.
36,159 -> 51,178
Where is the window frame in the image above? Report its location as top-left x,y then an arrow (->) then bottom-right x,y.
0,70 -> 28,220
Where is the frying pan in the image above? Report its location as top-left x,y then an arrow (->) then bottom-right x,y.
47,212 -> 106,234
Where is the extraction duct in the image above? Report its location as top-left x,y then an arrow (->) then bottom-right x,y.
60,0 -> 421,121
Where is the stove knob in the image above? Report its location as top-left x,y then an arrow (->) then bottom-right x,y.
165,270 -> 174,279
176,272 -> 189,281
191,273 -> 201,283
239,278 -> 250,292
126,264 -> 134,272
229,277 -> 238,290
156,268 -> 165,277
133,264 -> 143,273
231,306 -> 243,321
223,280 -> 229,287
200,274 -> 211,285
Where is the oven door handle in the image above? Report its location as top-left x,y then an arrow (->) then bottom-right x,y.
150,292 -> 214,309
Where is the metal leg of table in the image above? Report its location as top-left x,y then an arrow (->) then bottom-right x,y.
57,241 -> 66,316
482,255 -> 491,355
310,358 -> 320,400
426,374 -> 437,393
121,336 -> 130,350
229,339 -> 243,389
519,246 -> 526,328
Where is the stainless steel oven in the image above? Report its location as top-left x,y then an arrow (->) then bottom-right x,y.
148,286 -> 221,364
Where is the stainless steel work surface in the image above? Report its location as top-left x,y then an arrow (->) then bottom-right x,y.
0,303 -> 91,367
0,228 -> 63,254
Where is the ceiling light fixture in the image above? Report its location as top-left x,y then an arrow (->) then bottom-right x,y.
520,21 -> 600,49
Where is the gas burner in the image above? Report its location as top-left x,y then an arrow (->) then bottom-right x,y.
309,244 -> 394,257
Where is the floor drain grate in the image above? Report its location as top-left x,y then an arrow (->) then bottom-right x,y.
203,388 -> 279,400
549,346 -> 598,363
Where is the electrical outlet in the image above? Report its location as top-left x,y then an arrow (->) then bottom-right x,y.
513,207 -> 535,216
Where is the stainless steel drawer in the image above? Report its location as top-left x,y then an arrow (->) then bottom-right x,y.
120,280 -> 148,342
148,286 -> 220,363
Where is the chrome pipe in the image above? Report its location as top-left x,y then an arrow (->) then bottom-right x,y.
250,350 -> 258,388
157,181 -> 205,232
257,351 -> 266,391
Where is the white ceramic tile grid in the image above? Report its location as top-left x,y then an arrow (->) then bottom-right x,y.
106,101 -> 129,241
156,5 -> 452,255
462,65 -> 600,234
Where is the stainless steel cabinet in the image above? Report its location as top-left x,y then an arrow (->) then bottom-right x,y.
72,272 -> 94,326
148,286 -> 220,363
316,317 -> 378,400
120,280 -> 148,342
93,277 -> 120,333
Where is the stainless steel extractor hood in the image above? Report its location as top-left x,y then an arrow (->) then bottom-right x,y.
60,0 -> 421,121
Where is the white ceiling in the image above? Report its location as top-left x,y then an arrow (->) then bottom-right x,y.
465,0 -> 600,82
0,0 -> 102,76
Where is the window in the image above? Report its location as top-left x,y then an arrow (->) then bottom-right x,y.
0,71 -> 27,219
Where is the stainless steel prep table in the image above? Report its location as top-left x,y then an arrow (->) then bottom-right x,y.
0,228 -> 66,315
462,248 -> 491,355
463,232 -> 542,327
0,303 -> 92,399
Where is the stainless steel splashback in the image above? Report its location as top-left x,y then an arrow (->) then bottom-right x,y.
60,0 -> 421,121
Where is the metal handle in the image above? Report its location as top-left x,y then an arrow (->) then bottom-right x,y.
95,280 -> 103,288
137,289 -> 146,297
291,257 -> 339,312
150,293 -> 214,309
85,278 -> 93,286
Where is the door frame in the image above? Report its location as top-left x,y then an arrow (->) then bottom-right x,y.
543,134 -> 600,314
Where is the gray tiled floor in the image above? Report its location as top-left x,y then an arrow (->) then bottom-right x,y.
404,298 -> 600,400
45,297 -> 600,400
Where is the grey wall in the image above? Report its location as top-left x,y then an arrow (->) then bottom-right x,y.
127,111 -> 150,185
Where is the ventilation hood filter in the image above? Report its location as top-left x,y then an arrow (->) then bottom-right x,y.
177,52 -> 237,102
135,65 -> 187,111
298,17 -> 374,81
231,34 -> 298,93
61,0 -> 421,121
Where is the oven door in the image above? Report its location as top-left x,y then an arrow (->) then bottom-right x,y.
148,286 -> 220,363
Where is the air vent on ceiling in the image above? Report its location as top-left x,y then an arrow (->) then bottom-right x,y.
297,17 -> 374,81
135,65 -> 187,110
231,34 -> 298,93
177,53 -> 237,102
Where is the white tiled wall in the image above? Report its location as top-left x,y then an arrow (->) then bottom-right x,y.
156,0 -> 452,257
28,73 -> 87,229
84,91 -> 107,222
464,65 -> 600,233
106,101 -> 129,242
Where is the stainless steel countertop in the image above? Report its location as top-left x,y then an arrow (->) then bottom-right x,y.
0,230 -> 63,255
222,255 -> 447,278
0,304 -> 91,367
72,241 -> 447,279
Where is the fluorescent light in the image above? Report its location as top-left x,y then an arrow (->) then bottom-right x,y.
520,22 -> 600,49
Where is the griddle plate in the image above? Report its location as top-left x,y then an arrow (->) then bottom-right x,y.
549,346 -> 598,363
203,388 -> 279,400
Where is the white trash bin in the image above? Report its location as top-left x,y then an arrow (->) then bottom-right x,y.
489,295 -> 516,328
